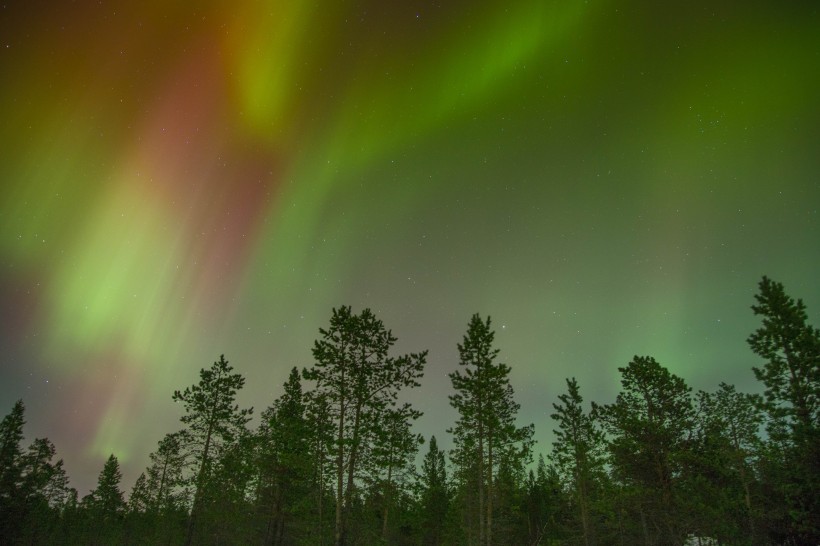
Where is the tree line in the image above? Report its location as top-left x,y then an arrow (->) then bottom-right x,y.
0,276 -> 817,545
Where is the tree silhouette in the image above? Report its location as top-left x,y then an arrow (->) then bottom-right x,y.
2,292 -> 818,544
369,402 -> 422,541
598,356 -> 694,545
256,366 -> 313,545
419,435 -> 449,546
748,276 -> 820,543
551,377 -> 604,546
0,399 -> 26,540
303,306 -> 427,546
173,354 -> 253,545
448,314 -> 533,546
84,454 -> 125,545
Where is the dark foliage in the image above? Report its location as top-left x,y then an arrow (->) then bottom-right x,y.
3,279 -> 818,545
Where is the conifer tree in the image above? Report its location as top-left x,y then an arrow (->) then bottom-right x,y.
448,314 -> 533,546
303,306 -> 427,546
173,354 -> 253,545
88,454 -> 125,517
419,435 -> 448,546
17,437 -> 70,543
693,383 -> 762,542
748,276 -> 819,438
748,277 -> 820,542
525,455 -> 570,545
256,366 -> 313,545
303,387 -> 335,544
127,432 -> 188,543
84,454 -> 125,545
369,402 -> 422,541
551,377 -> 604,546
598,356 -> 694,545
145,431 -> 188,515
0,399 -> 25,539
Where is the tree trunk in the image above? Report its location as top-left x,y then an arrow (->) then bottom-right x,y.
157,458 -> 168,510
730,423 -> 755,540
578,475 -> 591,546
342,402 -> 364,545
486,430 -> 493,546
185,421 -> 213,546
335,397 -> 345,546
478,416 -> 485,546
382,448 -> 394,541
317,437 -> 324,546
639,505 -> 650,546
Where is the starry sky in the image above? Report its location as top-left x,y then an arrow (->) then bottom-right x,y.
1,0 -> 818,494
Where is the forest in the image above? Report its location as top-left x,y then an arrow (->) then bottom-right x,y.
0,276 -> 817,546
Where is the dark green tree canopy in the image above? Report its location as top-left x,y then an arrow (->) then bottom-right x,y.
748,276 -> 820,435
1,289 -> 819,545
303,306 -> 427,546
173,354 -> 253,545
173,354 -> 253,450
87,454 -> 125,518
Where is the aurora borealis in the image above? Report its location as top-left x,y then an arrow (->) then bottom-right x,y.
1,0 -> 818,494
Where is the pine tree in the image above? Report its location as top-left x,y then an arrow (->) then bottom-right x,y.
419,435 -> 448,546
145,432 -> 188,515
747,277 -> 820,542
448,314 -> 533,546
303,306 -> 427,546
303,388 -> 335,544
748,276 -> 819,437
17,437 -> 71,544
0,399 -> 26,540
256,366 -> 313,545
550,377 -> 604,546
173,354 -> 253,545
128,432 -> 188,544
525,455 -> 570,545
598,356 -> 694,546
692,383 -> 763,542
369,403 -> 422,541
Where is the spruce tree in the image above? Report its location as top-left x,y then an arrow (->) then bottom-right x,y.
419,435 -> 448,546
257,366 -> 313,545
84,454 -> 125,545
88,454 -> 125,516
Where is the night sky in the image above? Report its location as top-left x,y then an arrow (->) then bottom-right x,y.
1,1 -> 818,495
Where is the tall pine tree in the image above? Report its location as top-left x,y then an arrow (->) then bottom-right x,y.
748,276 -> 820,543
448,314 -> 533,546
551,377 -> 604,546
303,306 -> 427,546
0,399 -> 26,540
173,354 -> 253,545
598,356 -> 694,546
